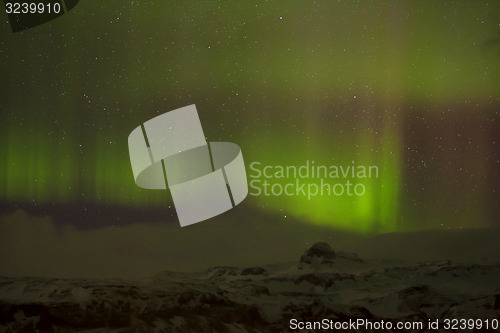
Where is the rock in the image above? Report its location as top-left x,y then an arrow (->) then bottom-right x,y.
294,274 -> 335,290
300,242 -> 336,264
336,251 -> 364,262
241,267 -> 267,276
206,266 -> 239,279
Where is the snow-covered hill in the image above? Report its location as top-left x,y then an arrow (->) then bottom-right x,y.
1,242 -> 499,332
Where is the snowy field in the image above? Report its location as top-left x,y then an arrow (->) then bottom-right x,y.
1,242 -> 499,332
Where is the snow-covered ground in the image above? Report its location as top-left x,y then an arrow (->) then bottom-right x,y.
0,242 -> 499,332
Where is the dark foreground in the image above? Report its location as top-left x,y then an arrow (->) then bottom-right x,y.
1,242 -> 499,332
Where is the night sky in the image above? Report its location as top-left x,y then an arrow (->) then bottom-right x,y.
1,1 -> 499,234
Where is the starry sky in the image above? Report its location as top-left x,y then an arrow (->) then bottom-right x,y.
0,1 -> 499,233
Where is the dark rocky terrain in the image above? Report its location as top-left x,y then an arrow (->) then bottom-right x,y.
1,242 -> 499,332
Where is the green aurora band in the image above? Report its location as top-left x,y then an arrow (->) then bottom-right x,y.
0,1 -> 498,233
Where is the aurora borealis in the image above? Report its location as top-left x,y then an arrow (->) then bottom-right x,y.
0,1 -> 499,233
